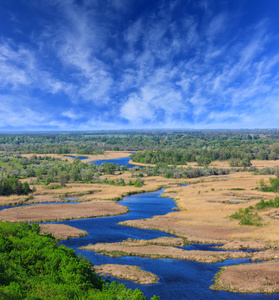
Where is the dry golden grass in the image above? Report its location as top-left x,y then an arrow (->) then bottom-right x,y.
39,224 -> 88,239
34,175 -> 185,200
0,194 -> 31,206
251,160 -> 279,168
128,160 -> 198,168
217,240 -> 270,250
118,237 -> 186,247
93,264 -> 159,284
211,260 -> 279,293
120,172 -> 279,246
0,200 -> 128,223
130,159 -> 279,169
0,173 -> 186,223
80,240 -> 251,263
252,249 -> 279,261
209,159 -> 279,169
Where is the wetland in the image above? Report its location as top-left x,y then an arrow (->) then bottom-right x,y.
1,130 -> 279,299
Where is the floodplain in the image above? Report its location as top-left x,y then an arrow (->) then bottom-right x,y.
1,131 -> 279,298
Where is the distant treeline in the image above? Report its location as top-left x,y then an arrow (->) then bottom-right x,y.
1,130 -> 279,154
131,144 -> 279,166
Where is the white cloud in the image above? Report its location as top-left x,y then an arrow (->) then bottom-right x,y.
1,0 -> 279,130
120,93 -> 154,122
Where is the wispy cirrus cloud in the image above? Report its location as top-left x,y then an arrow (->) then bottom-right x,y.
0,0 -> 279,130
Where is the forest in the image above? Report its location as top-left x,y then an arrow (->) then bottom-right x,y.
0,221 -> 159,299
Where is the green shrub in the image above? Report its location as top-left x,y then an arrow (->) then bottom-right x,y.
134,179 -> 144,187
0,221 -> 157,300
256,197 -> 279,210
230,208 -> 262,226
0,177 -> 31,196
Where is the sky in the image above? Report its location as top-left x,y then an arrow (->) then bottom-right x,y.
0,0 -> 279,131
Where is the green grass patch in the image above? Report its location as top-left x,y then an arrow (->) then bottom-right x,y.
255,197 -> 279,210
230,208 -> 262,226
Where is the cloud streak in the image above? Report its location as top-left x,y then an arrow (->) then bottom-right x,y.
0,0 -> 279,130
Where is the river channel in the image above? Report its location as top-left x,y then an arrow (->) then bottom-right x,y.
89,156 -> 143,168
3,156 -> 277,299
56,187 -> 277,300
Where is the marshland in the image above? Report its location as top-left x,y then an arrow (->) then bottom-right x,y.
1,131 -> 279,299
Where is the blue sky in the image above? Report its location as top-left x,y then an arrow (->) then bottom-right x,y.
0,0 -> 279,131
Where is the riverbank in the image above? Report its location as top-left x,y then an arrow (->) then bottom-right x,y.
0,200 -> 128,223
93,264 -> 159,284
211,260 -> 279,294
0,175 -> 186,223
119,172 -> 279,246
21,150 -> 135,164
1,166 -> 279,296
129,159 -> 279,170
39,224 -> 88,239
80,240 -> 251,263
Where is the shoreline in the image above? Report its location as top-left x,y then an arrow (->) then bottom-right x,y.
2,168 -> 279,294
79,239 -> 252,263
93,264 -> 159,284
211,260 -> 279,294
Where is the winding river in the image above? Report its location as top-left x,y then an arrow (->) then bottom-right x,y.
56,188 -> 277,300
89,156 -> 143,168
3,156 -> 278,299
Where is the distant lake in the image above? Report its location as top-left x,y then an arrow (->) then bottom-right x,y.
64,155 -> 88,160
89,156 -> 144,169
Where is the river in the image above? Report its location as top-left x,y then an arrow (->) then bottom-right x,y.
3,156 -> 277,299
55,188 -> 278,300
88,156 -> 144,168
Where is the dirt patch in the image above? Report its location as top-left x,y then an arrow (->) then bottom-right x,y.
0,200 -> 127,223
39,224 -> 88,239
93,264 -> 159,284
211,260 -> 279,293
80,240 -> 251,263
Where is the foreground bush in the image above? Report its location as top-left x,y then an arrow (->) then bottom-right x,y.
230,208 -> 262,226
0,177 -> 31,196
0,221 -> 159,300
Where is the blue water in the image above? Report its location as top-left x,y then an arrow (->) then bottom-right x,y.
54,189 -> 278,300
64,155 -> 88,160
89,156 -> 144,168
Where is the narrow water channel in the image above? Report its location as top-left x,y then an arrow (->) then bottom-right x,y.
56,189 -> 278,300
88,156 -> 143,168
3,155 -> 276,299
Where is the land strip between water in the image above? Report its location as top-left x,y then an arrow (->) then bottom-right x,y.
1,158 -> 279,293
93,264 -> 159,284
